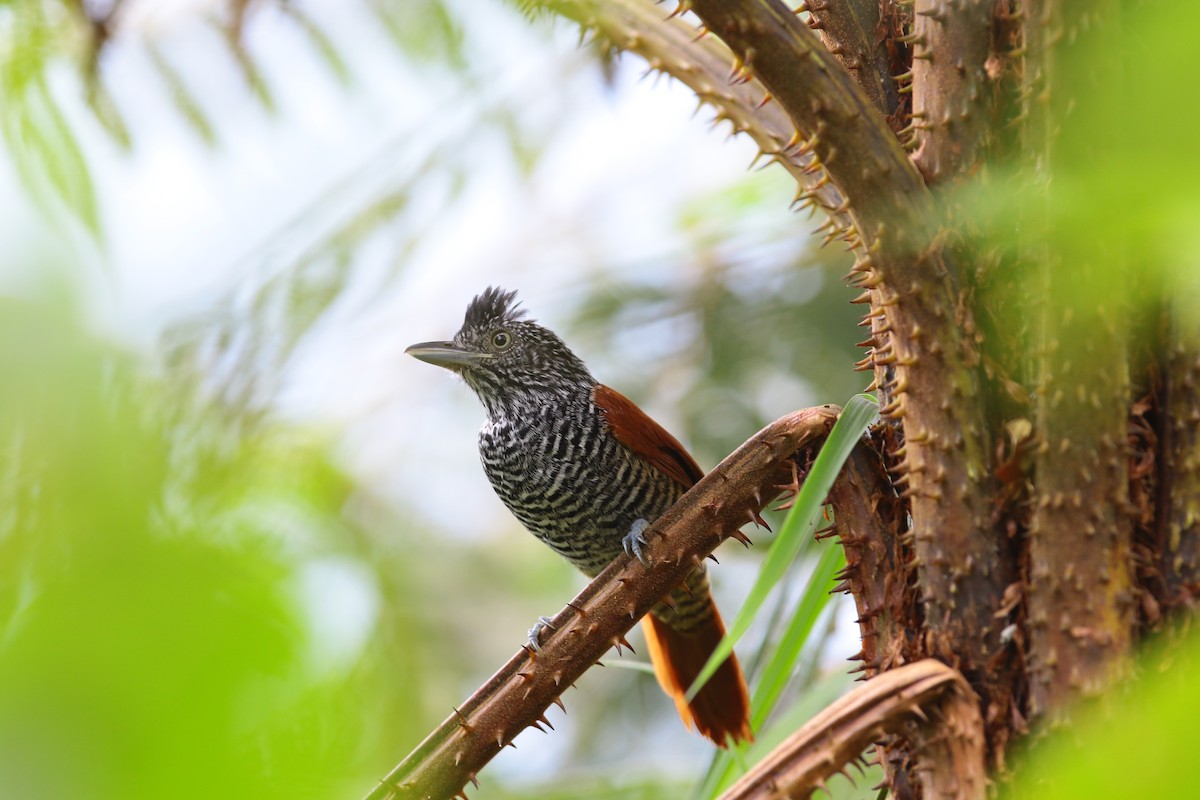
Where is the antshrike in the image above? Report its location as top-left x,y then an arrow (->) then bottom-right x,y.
407,287 -> 752,746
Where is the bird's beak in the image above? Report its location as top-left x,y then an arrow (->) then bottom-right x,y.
405,341 -> 493,369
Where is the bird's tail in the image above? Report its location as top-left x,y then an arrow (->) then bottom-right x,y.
641,591 -> 753,747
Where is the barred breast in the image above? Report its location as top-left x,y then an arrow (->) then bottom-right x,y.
478,394 -> 685,577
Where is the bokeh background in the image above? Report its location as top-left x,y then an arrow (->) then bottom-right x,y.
0,1 -> 869,798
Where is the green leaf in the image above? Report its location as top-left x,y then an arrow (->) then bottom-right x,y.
2,2 -> 102,238
147,42 -> 218,147
283,4 -> 353,86
685,393 -> 879,702
748,542 -> 846,730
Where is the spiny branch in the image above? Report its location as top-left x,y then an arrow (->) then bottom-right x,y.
716,660 -> 986,800
365,405 -> 841,800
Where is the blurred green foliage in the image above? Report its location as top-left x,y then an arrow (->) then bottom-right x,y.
1001,628 -> 1200,799
0,298 -> 434,799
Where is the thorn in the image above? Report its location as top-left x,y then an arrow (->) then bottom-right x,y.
665,0 -> 691,19
708,553 -> 720,563
565,601 -> 586,614
552,697 -> 566,712
728,528 -> 753,547
453,706 -> 474,733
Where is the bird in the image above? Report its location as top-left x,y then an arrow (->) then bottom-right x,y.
406,287 -> 752,747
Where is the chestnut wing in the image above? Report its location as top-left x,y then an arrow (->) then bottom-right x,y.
593,384 -> 704,490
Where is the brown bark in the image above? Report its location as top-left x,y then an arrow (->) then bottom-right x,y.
805,0 -> 900,121
831,434 -> 916,679
910,0 -> 996,186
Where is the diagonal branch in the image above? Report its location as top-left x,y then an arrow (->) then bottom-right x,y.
364,405 -> 840,800
716,660 -> 986,800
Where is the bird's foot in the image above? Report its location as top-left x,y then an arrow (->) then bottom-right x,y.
527,615 -> 556,653
622,518 -> 652,567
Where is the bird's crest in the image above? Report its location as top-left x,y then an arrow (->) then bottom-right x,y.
464,286 -> 528,330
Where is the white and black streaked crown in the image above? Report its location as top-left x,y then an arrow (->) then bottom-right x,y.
463,286 -> 528,332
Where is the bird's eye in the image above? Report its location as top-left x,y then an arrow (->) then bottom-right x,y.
491,330 -> 512,350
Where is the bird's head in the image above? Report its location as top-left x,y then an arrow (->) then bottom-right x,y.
407,287 -> 594,415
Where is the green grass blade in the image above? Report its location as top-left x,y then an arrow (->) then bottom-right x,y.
749,541 -> 846,729
693,544 -> 845,800
685,394 -> 879,703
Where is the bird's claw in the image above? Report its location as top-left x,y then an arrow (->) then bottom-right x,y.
527,615 -> 556,653
622,518 -> 652,567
